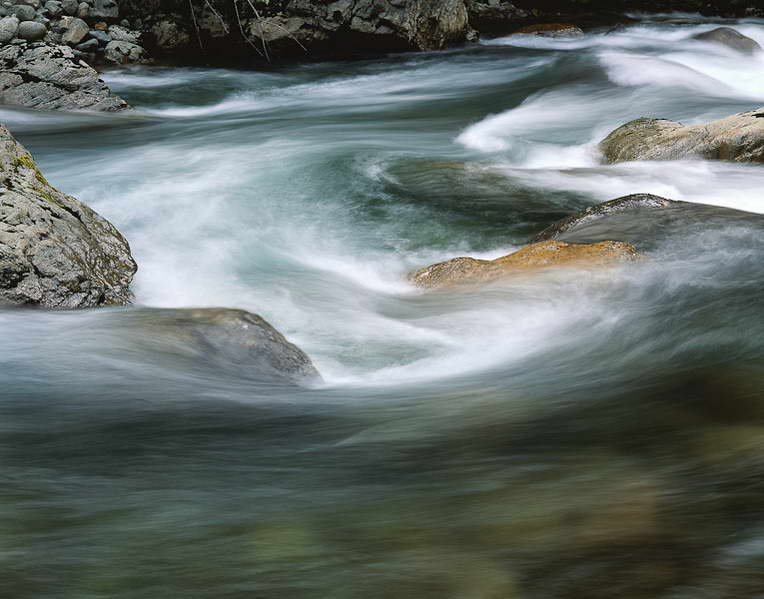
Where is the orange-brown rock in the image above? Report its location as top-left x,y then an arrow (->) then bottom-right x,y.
409,240 -> 639,289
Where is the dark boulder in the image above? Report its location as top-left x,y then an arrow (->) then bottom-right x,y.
122,307 -> 322,385
693,27 -> 761,54
530,193 -> 764,251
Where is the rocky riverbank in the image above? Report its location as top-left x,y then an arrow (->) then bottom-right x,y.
0,0 -> 762,111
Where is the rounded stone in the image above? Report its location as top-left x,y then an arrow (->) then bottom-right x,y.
43,0 -> 62,16
17,18 -> 45,39
10,4 -> 35,21
88,28 -> 109,43
0,14 -> 18,40
74,36 -> 96,51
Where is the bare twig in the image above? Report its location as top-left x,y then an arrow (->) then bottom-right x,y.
203,0 -> 230,35
243,0 -> 271,63
188,0 -> 205,52
233,0 -> 266,58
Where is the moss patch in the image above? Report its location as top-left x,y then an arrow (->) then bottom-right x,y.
13,154 -> 49,186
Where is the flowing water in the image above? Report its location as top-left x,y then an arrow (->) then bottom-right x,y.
2,15 -> 764,598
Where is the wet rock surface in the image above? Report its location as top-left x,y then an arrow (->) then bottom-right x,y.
531,193 -> 764,251
692,26 -> 762,54
600,108 -> 764,164
0,124 -> 136,307
410,240 -> 638,288
118,307 -> 322,385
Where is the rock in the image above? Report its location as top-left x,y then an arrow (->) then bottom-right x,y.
16,18 -> 44,39
89,0 -> 116,18
88,28 -> 108,43
0,42 -> 129,110
410,240 -> 638,289
467,0 -> 529,32
0,14 -> 19,41
104,39 -> 146,63
531,194 -> 677,243
75,0 -> 86,17
74,36 -> 96,50
153,0 -> 469,57
60,0 -> 75,13
600,108 -> 764,164
93,20 -> 106,30
197,10 -> 228,38
71,48 -> 93,62
107,23 -> 138,43
122,308 -> 322,384
17,0 -> 39,7
60,15 -> 88,44
9,4 -> 35,21
693,27 -> 761,54
527,193 -> 764,253
0,125 -> 136,308
513,23 -> 584,38
149,18 -> 188,52
43,0 -> 61,17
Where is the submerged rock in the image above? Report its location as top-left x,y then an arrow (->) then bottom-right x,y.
410,240 -> 638,289
512,23 -> 584,38
693,27 -> 761,54
0,42 -> 128,110
600,108 -> 764,164
531,194 -> 677,243
530,193 -> 764,251
123,307 -> 321,385
0,124 -> 136,307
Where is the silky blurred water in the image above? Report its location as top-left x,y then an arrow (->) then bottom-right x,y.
1,15 -> 764,599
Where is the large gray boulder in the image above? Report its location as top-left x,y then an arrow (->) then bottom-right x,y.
119,308 -> 322,385
0,42 -> 128,111
60,0 -> 77,15
10,4 -> 36,21
0,124 -> 136,308
0,15 -> 19,42
17,19 -> 46,40
693,27 -> 762,54
599,108 -> 764,164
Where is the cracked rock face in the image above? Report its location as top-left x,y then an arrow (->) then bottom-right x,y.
0,124 -> 136,308
0,42 -> 128,111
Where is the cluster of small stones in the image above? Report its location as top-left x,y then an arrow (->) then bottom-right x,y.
0,0 -> 147,64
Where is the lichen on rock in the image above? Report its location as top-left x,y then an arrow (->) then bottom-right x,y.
0,124 -> 136,307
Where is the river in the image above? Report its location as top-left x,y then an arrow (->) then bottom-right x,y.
2,14 -> 764,598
